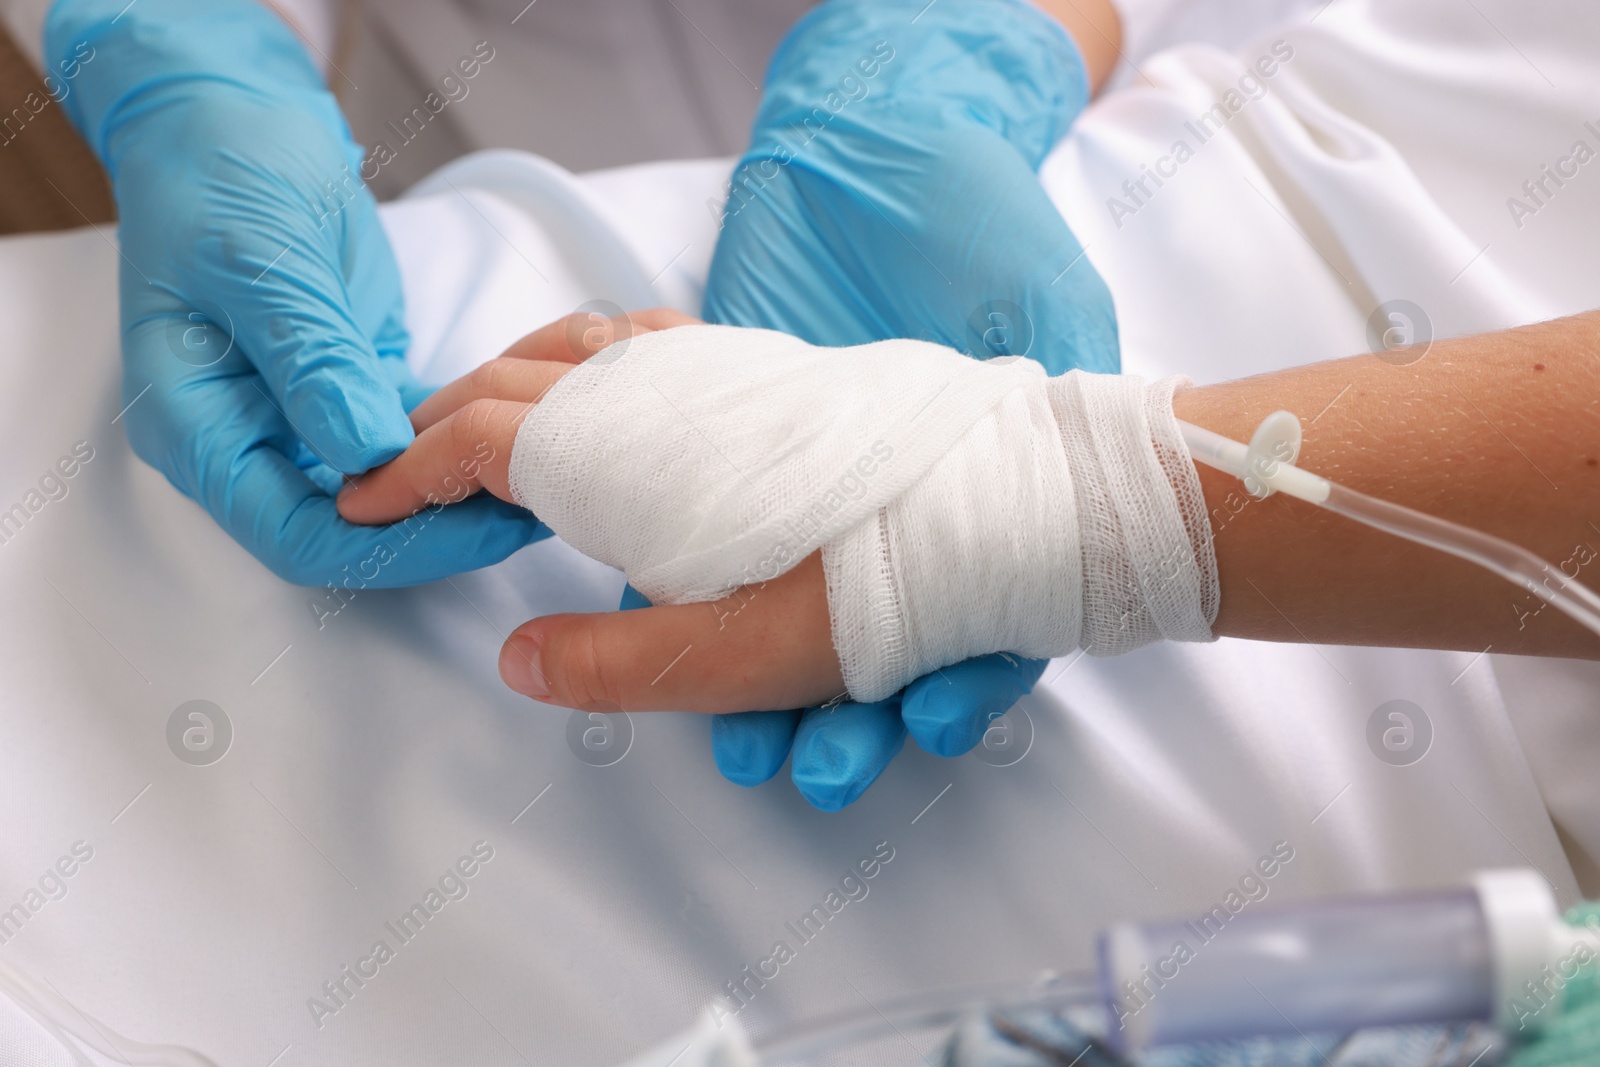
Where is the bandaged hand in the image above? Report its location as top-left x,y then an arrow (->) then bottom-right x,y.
336,310 -> 845,713
702,0 -> 1122,806
339,318 -> 1219,714
334,307 -> 695,528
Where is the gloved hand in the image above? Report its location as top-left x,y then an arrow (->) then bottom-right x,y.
702,0 -> 1116,809
48,0 -> 543,587
618,583 -> 1046,811
705,0 -> 1115,368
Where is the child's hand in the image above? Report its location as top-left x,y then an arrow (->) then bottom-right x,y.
336,308 -> 690,523
498,552 -> 843,715
336,308 -> 846,714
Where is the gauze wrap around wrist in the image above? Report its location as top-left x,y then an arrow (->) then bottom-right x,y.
509,325 -> 1219,702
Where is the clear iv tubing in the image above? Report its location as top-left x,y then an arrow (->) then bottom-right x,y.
1178,418 -> 1600,640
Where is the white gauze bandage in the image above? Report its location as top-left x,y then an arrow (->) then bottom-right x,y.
509,325 -> 1219,701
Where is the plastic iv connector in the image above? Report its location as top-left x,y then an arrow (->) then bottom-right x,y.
1178,412 -> 1600,640
625,870 -> 1599,1066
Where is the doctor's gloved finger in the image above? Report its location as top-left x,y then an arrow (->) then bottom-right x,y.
406,359 -> 573,433
499,553 -> 842,713
901,654 -> 1048,758
619,584 -> 653,610
352,237 -> 428,412
336,398 -> 528,524
386,357 -> 435,414
158,405 -> 543,587
202,239 -> 416,475
276,487 -> 544,588
346,196 -> 412,364
500,307 -> 701,365
712,709 -> 804,787
155,366 -> 544,586
789,700 -> 907,812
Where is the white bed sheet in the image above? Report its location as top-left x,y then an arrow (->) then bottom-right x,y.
0,0 -> 1596,1064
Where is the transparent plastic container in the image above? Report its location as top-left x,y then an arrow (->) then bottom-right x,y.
1098,887 -> 1496,1051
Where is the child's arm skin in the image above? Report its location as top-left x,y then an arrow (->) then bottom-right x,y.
337,310 -> 1600,714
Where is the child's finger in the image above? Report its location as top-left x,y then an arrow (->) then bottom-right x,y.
350,309 -> 703,524
337,398 -> 527,525
414,308 -> 696,428
498,553 -> 845,714
500,307 -> 701,365
409,358 -> 571,433
626,307 -> 702,331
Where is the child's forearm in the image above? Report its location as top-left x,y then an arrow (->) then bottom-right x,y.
1175,311 -> 1600,658
341,311 -> 1600,717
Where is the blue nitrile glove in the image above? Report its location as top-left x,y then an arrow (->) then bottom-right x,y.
619,585 -> 1040,813
48,0 -> 544,587
710,655 -> 1049,811
704,0 -> 1117,369
702,0 -> 1115,810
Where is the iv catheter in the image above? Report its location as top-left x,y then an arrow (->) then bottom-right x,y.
624,869 -> 1600,1067
1177,410 -> 1600,640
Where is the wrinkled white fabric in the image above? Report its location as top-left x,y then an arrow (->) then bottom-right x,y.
1101,0 -> 1326,87
508,324 -> 1218,700
0,0 -> 1594,1061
